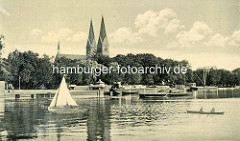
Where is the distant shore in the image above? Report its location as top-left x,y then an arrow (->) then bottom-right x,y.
1,85 -> 239,100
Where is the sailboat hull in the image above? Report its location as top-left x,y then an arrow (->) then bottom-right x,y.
48,106 -> 85,114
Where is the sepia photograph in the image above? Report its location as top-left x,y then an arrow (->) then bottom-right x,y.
0,0 -> 240,140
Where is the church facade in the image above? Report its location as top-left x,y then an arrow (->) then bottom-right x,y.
56,16 -> 109,60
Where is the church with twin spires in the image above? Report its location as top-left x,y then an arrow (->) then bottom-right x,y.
56,16 -> 109,60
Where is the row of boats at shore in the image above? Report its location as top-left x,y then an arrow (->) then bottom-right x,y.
102,81 -> 198,98
48,76 -> 224,114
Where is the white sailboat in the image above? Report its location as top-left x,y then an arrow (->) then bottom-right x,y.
48,76 -> 78,113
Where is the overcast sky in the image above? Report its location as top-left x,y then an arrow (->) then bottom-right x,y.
0,0 -> 239,70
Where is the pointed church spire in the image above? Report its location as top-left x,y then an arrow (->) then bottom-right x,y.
57,40 -> 60,54
97,16 -> 109,56
99,16 -> 107,39
88,19 -> 95,43
86,19 -> 97,58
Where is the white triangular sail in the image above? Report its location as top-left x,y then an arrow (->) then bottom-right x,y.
49,77 -> 78,108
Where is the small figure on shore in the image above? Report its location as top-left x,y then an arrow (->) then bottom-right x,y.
199,107 -> 203,112
211,107 -> 215,113
169,89 -> 172,93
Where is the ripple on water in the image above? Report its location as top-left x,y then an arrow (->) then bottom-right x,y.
0,97 -> 240,140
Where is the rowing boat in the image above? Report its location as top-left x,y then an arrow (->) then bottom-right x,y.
187,110 -> 224,114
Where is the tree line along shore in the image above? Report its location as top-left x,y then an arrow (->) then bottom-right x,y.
0,49 -> 240,90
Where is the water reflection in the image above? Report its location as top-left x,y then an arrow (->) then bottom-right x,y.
3,100 -> 46,140
0,95 -> 239,140
0,98 -> 112,140
111,99 -> 190,128
197,88 -> 240,99
0,97 -> 4,140
87,98 -> 111,141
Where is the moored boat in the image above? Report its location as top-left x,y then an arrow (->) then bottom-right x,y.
139,93 -> 166,98
167,92 -> 192,97
89,79 -> 106,90
122,90 -> 139,95
111,89 -> 121,96
139,92 -> 193,98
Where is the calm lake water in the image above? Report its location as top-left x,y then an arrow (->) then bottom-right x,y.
0,95 -> 240,141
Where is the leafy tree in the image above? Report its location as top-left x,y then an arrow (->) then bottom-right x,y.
6,50 -> 39,89
233,68 -> 240,86
95,54 -> 112,67
34,55 -> 54,89
0,35 -> 5,80
206,67 -> 221,86
0,35 -> 4,58
143,74 -> 154,85
1,49 -> 240,88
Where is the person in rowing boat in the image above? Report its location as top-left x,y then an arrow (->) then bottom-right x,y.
211,107 -> 215,113
199,107 -> 203,113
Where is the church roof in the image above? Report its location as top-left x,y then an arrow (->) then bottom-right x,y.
57,53 -> 86,60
